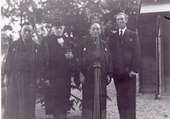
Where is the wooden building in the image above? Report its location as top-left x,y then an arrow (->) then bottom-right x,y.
138,0 -> 170,97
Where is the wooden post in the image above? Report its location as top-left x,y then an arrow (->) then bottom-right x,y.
93,61 -> 101,119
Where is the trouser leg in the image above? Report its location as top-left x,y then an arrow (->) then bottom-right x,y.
60,112 -> 67,119
53,111 -> 67,119
114,75 -> 136,119
101,109 -> 106,119
82,109 -> 93,119
82,109 -> 106,119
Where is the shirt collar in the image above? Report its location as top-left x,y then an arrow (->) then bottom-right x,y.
119,27 -> 127,35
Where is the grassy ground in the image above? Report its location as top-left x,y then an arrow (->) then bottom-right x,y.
35,81 -> 170,119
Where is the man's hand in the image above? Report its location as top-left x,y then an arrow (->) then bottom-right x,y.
129,71 -> 137,78
65,52 -> 74,60
71,76 -> 76,86
4,74 -> 9,86
36,79 -> 41,86
80,72 -> 85,84
45,80 -> 50,86
106,75 -> 112,85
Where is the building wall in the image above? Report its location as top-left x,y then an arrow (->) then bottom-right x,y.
161,15 -> 170,95
138,12 -> 170,95
138,13 -> 158,93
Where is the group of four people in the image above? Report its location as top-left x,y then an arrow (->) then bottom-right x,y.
3,12 -> 141,119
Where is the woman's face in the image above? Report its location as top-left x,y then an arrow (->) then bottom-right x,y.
52,25 -> 65,36
21,25 -> 33,40
90,23 -> 101,38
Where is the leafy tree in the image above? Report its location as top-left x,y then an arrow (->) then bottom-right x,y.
2,0 -> 141,38
1,0 -> 141,111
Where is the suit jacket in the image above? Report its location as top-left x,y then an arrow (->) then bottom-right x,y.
109,29 -> 141,76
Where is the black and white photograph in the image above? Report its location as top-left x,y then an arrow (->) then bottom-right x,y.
1,0 -> 170,119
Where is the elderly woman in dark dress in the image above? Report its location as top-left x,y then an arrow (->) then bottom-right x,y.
40,22 -> 74,119
76,23 -> 113,119
3,23 -> 40,119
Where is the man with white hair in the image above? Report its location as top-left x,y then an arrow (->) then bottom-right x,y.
40,21 -> 74,119
76,22 -> 112,119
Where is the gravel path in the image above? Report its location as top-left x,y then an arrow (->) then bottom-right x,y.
36,82 -> 170,119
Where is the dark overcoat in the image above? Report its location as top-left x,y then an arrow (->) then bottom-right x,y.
109,29 -> 141,119
40,35 -> 73,115
77,35 -> 112,111
4,38 -> 39,119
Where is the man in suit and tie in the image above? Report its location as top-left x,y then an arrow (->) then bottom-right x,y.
109,12 -> 141,119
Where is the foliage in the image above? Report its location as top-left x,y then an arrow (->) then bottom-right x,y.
36,78 -> 82,111
1,0 -> 141,112
1,0 -> 141,37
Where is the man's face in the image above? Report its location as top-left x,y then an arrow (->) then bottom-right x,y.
21,25 -> 33,40
52,25 -> 65,36
116,14 -> 127,29
90,23 -> 101,38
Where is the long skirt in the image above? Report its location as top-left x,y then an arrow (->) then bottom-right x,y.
4,72 -> 36,119
44,72 -> 71,115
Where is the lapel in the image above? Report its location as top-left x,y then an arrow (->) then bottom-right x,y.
115,30 -> 123,45
122,29 -> 129,39
120,29 -> 130,45
113,30 -> 119,43
115,30 -> 119,38
110,30 -> 120,48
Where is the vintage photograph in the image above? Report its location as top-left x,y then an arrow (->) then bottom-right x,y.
1,0 -> 170,119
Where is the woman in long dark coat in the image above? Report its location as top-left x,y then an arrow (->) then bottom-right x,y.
3,23 -> 39,119
40,22 -> 74,119
76,23 -> 112,119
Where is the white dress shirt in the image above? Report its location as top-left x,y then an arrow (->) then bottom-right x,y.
119,27 -> 127,36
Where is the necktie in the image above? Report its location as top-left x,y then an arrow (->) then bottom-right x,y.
119,30 -> 123,45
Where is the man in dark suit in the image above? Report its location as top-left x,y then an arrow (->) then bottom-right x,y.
109,12 -> 141,119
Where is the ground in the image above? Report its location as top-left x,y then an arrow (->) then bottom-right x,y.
35,81 -> 170,119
